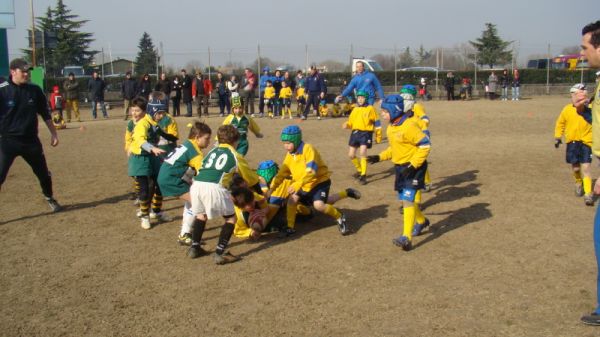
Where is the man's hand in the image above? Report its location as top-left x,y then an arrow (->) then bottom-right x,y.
554,138 -> 562,149
367,155 -> 380,164
50,134 -> 59,147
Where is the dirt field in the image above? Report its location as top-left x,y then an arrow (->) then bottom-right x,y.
1,96 -> 599,337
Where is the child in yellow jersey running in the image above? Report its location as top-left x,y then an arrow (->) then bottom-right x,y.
400,85 -> 432,191
343,90 -> 382,185
279,81 -> 293,119
367,95 -> 431,251
268,125 -> 361,236
554,83 -> 594,206
295,85 -> 306,118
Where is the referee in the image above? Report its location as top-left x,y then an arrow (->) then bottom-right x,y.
0,58 -> 62,212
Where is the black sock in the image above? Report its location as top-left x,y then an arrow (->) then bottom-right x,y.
216,222 -> 234,255
191,218 -> 206,245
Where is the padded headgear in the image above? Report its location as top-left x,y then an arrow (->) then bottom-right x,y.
400,85 -> 417,96
380,94 -> 405,121
399,93 -> 415,112
231,96 -> 242,108
356,90 -> 369,98
280,125 -> 302,149
147,97 -> 168,117
257,160 -> 279,185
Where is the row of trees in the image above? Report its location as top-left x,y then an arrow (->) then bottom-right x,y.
26,1 -> 568,77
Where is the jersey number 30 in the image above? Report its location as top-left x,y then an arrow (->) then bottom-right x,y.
203,152 -> 228,170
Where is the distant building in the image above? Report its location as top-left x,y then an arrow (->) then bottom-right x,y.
93,58 -> 136,77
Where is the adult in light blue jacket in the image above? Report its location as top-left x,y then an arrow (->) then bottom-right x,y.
338,61 -> 384,105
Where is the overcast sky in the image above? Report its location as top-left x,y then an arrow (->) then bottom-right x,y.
6,0 -> 600,70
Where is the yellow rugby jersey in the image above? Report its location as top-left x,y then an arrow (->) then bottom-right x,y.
591,82 -> 600,156
279,87 -> 292,99
347,105 -> 382,142
296,87 -> 306,99
554,103 -> 592,146
124,119 -> 136,151
157,113 -> 179,146
270,142 -> 331,193
264,86 -> 276,99
233,192 -> 268,238
129,114 -> 158,155
378,117 -> 430,168
412,103 -> 430,131
188,141 -> 205,171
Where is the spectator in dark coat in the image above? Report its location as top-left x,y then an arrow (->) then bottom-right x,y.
154,73 -> 172,113
121,71 -> 138,120
180,69 -> 193,117
62,72 -> 80,122
171,75 -> 182,117
87,71 -> 108,119
302,66 -> 327,120
137,74 -> 152,100
445,72 -> 455,101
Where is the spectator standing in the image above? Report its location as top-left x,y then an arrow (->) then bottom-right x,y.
258,67 -> 273,117
171,75 -> 182,117
500,69 -> 510,100
192,71 -> 212,117
338,61 -> 384,106
62,72 -> 80,122
272,70 -> 284,117
302,66 -> 327,120
241,68 -> 256,116
215,72 -> 231,117
579,20 -> 600,326
228,75 -> 239,98
445,72 -> 455,101
87,71 -> 108,119
121,71 -> 138,120
511,69 -> 521,100
138,74 -> 152,100
181,69 -> 193,117
488,71 -> 498,100
155,73 -> 172,112
0,58 -> 62,212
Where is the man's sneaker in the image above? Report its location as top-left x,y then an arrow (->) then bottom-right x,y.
46,197 -> 62,213
317,116 -> 321,120
187,244 -> 208,259
581,313 -> 600,326
213,252 -> 240,265
576,184 -> 584,197
178,233 -> 193,246
392,235 -> 412,251
358,175 -> 367,185
300,115 -> 307,120
250,113 -> 256,118
412,218 -> 430,237
585,194 -> 595,206
219,113 -> 224,117
346,188 -> 361,200
150,212 -> 172,222
278,227 -> 296,238
337,213 -> 351,236
141,216 -> 151,230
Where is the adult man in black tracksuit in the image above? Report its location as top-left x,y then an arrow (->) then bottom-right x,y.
121,71 -> 137,120
180,69 -> 193,117
0,58 -> 62,212
302,66 -> 327,120
88,71 -> 108,119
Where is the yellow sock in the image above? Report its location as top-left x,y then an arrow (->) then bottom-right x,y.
425,169 -> 431,185
337,190 -> 348,199
573,171 -> 582,184
414,204 -> 426,224
286,202 -> 297,229
584,176 -> 593,195
415,190 -> 422,204
360,157 -> 367,176
402,205 -> 415,240
323,204 -> 341,220
266,205 -> 279,223
296,204 -> 311,216
351,158 -> 361,172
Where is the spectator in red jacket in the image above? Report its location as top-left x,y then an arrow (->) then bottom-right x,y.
192,71 -> 213,117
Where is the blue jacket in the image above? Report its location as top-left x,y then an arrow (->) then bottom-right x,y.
341,71 -> 384,102
259,74 -> 275,92
305,73 -> 326,94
